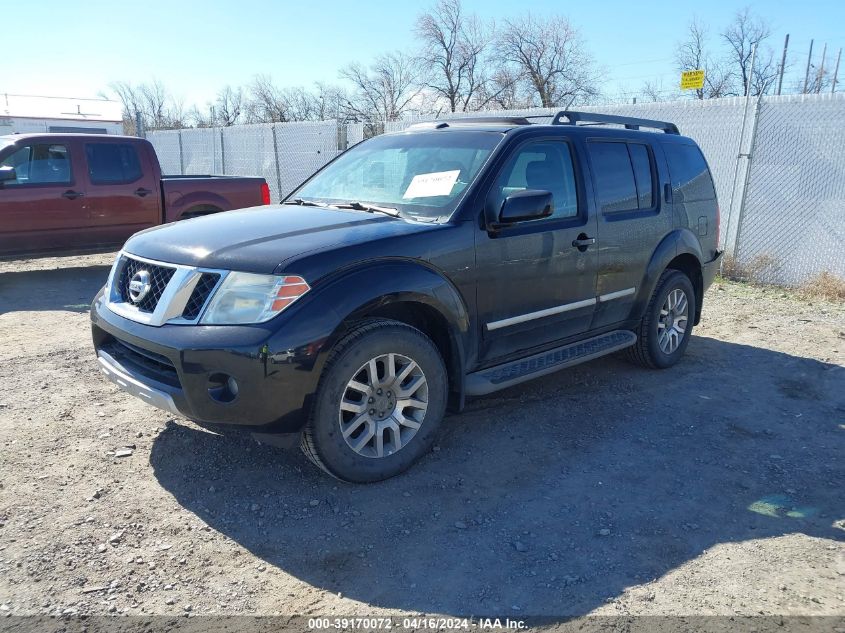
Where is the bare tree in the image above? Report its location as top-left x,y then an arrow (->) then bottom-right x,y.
497,14 -> 598,108
214,85 -> 243,126
415,0 -> 494,112
245,74 -> 291,123
107,79 -> 186,132
341,52 -> 422,122
676,18 -> 734,99
721,7 -> 776,95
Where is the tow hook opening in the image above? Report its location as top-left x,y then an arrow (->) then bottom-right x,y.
208,373 -> 239,403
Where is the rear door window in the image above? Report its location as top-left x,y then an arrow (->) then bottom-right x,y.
588,140 -> 658,213
588,141 -> 638,213
85,143 -> 143,185
628,143 -> 654,209
1,144 -> 72,186
663,144 -> 716,202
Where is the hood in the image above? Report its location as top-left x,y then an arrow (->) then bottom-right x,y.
123,204 -> 436,274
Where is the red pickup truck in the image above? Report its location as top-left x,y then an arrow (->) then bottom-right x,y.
0,133 -> 270,256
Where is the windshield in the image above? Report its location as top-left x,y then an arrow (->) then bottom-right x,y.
290,130 -> 503,220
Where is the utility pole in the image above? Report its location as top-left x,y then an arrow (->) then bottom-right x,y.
832,49 -> 842,94
816,43 -> 827,93
803,39 -> 814,93
776,34 -> 789,95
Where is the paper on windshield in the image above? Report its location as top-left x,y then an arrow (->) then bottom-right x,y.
402,170 -> 460,199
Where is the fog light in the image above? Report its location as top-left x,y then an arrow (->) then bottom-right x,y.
208,373 -> 238,403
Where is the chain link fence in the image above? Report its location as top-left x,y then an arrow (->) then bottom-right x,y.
146,93 -> 845,286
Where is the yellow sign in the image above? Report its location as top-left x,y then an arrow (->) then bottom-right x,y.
681,69 -> 705,90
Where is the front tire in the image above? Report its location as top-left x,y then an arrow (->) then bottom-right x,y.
627,269 -> 696,369
301,319 -> 447,482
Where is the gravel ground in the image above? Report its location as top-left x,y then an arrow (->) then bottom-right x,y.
0,251 -> 843,622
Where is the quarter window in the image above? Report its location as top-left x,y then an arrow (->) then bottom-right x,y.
85,143 -> 143,184
0,144 -> 71,186
492,140 -> 579,220
663,144 -> 716,202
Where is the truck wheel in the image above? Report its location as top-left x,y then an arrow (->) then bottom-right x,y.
627,269 -> 696,369
301,319 -> 448,482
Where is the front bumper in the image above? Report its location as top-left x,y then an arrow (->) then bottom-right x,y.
90,290 -> 320,434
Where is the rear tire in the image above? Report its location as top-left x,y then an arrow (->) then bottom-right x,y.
627,269 -> 696,369
300,319 -> 447,483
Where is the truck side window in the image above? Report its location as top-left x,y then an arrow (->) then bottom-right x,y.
492,141 -> 578,220
663,144 -> 716,202
1,144 -> 71,186
588,141 -> 641,213
85,143 -> 143,185
628,143 -> 654,209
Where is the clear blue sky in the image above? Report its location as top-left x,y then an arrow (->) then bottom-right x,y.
5,0 -> 844,107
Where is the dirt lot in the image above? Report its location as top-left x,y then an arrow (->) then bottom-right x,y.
0,251 -> 843,623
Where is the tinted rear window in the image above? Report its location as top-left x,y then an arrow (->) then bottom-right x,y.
664,143 -> 716,202
628,143 -> 654,209
85,143 -> 143,184
588,141 -> 639,213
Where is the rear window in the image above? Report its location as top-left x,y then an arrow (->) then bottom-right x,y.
85,143 -> 143,185
588,141 -> 656,213
664,143 -> 716,202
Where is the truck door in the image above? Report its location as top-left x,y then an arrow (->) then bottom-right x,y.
586,139 -> 672,329
0,140 -> 88,254
82,139 -> 161,245
474,137 -> 598,364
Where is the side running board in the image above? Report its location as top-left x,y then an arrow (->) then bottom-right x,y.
465,330 -> 637,396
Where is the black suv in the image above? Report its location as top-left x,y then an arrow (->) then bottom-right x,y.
91,111 -> 722,482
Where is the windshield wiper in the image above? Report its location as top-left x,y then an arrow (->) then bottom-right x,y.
336,201 -> 401,217
286,198 -> 334,208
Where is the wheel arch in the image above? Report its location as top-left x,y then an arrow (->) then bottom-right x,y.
273,260 -> 472,414
634,229 -> 705,325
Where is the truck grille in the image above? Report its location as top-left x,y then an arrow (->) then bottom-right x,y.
117,257 -> 176,313
181,273 -> 221,320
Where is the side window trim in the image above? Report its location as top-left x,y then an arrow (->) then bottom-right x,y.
0,143 -> 74,188
485,136 -> 586,232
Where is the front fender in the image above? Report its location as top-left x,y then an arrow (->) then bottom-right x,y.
263,259 -> 471,414
631,229 -> 703,321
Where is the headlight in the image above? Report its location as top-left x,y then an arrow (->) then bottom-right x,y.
200,272 -> 310,325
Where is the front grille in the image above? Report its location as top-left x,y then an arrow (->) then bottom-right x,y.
117,257 -> 176,313
181,273 -> 221,320
101,336 -> 181,388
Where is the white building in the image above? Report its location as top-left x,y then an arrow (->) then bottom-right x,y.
0,93 -> 123,135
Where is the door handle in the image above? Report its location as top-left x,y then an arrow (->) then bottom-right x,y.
572,234 -> 596,251
62,190 -> 84,200
134,188 -> 153,197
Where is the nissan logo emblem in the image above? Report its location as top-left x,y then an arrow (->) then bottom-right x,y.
128,270 -> 152,304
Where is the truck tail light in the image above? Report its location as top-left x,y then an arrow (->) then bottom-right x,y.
261,182 -> 271,205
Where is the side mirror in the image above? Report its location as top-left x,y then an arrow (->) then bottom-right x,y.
497,189 -> 553,225
0,166 -> 16,184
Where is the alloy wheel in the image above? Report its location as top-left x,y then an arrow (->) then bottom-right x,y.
657,288 -> 689,354
338,353 -> 428,458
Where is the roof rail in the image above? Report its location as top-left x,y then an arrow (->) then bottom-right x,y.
406,116 -> 532,130
550,111 -> 680,134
